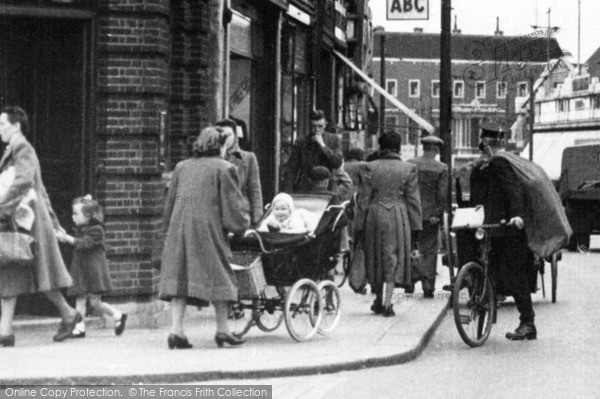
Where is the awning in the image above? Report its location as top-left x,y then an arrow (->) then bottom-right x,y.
333,50 -> 435,134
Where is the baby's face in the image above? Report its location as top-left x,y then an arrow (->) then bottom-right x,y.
272,200 -> 291,222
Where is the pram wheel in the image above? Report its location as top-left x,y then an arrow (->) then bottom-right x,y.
316,280 -> 342,335
284,279 -> 323,342
333,251 -> 350,288
255,286 -> 284,332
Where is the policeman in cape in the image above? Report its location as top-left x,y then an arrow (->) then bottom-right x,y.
469,122 -> 538,341
407,133 -> 448,298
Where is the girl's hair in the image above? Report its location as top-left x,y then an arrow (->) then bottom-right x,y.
73,194 -> 100,218
193,126 -> 228,157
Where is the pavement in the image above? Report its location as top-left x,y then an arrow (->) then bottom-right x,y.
1,261 -> 451,385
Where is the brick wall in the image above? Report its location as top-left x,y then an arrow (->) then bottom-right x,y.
170,0 -> 214,164
96,0 -> 171,298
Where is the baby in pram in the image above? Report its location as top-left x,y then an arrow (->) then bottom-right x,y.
257,193 -> 317,234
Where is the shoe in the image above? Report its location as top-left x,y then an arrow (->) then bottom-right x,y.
442,284 -> 453,292
0,334 -> 15,347
71,331 -> 86,339
405,286 -> 414,294
114,314 -> 128,336
214,332 -> 246,348
53,312 -> 83,342
506,322 -> 537,341
370,301 -> 383,314
167,334 -> 193,349
424,290 -> 434,299
382,305 -> 395,317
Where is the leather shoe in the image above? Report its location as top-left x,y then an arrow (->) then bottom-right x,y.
114,314 -> 128,336
168,334 -> 193,349
370,301 -> 383,314
382,305 -> 395,317
424,290 -> 434,299
215,332 -> 246,348
53,312 -> 83,342
0,334 -> 15,347
506,322 -> 537,341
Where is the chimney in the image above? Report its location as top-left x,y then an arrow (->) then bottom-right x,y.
414,27 -> 423,33
494,16 -> 504,36
452,15 -> 461,34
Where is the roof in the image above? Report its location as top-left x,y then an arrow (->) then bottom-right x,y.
373,32 -> 563,63
585,46 -> 600,77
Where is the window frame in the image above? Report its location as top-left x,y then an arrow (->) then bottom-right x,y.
475,81 -> 486,99
409,79 -> 421,98
431,79 -> 440,98
386,78 -> 398,97
453,80 -> 464,98
496,81 -> 507,99
518,81 -> 529,97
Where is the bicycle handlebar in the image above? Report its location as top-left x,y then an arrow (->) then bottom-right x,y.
451,221 -> 509,231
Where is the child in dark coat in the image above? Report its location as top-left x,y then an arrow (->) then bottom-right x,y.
57,195 -> 126,338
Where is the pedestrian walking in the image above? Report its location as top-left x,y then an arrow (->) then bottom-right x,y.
469,122 -> 537,340
56,195 -> 127,338
282,109 -> 343,193
159,127 -> 250,349
355,132 -> 422,317
408,134 -> 448,298
0,106 -> 82,347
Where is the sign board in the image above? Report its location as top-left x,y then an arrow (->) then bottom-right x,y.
387,0 -> 429,20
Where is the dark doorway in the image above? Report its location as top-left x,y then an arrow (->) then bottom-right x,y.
0,17 -> 91,315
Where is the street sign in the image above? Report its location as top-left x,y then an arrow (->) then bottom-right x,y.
387,0 -> 429,20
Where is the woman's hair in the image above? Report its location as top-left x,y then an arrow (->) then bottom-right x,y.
378,131 -> 402,152
215,119 -> 237,131
345,147 -> 365,161
1,106 -> 29,136
310,109 -> 325,121
73,194 -> 100,219
193,126 -> 228,157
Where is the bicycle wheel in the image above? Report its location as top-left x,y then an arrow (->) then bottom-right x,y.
453,262 -> 495,347
551,253 -> 558,303
316,280 -> 342,335
332,252 -> 349,288
255,286 -> 284,332
284,279 -> 322,342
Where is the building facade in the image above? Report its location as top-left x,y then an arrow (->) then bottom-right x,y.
372,27 -> 562,166
0,0 -> 372,313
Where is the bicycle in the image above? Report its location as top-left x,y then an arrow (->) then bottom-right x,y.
451,222 -> 507,347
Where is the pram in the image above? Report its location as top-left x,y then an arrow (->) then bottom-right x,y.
229,193 -> 352,342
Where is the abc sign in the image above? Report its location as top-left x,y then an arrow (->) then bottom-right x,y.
387,0 -> 429,20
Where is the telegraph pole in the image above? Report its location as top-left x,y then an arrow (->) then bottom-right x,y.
440,0 -> 452,215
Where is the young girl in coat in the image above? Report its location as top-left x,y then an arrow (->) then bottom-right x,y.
57,195 -> 126,337
257,193 -> 315,234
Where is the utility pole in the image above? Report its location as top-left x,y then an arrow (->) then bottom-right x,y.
529,77 -> 535,161
578,0 -> 581,74
440,0 -> 452,216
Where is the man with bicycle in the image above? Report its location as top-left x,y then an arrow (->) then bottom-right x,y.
469,122 -> 538,341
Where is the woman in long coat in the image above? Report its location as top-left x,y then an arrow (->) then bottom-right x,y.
159,127 -> 250,349
0,106 -> 81,347
356,132 -> 422,317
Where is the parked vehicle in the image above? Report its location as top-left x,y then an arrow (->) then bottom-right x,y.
558,145 -> 600,251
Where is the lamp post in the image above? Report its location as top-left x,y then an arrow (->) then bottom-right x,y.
374,26 -> 386,135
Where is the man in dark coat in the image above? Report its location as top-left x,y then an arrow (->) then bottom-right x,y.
282,110 -> 343,193
469,122 -> 538,340
408,134 -> 448,298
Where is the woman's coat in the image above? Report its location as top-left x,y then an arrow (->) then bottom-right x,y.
159,157 -> 250,303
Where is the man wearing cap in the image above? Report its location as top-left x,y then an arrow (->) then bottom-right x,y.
408,133 -> 448,298
282,110 -> 343,193
469,122 -> 538,341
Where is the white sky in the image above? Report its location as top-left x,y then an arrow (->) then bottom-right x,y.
371,0 -> 600,64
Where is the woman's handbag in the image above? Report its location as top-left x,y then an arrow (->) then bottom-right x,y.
0,218 -> 35,266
